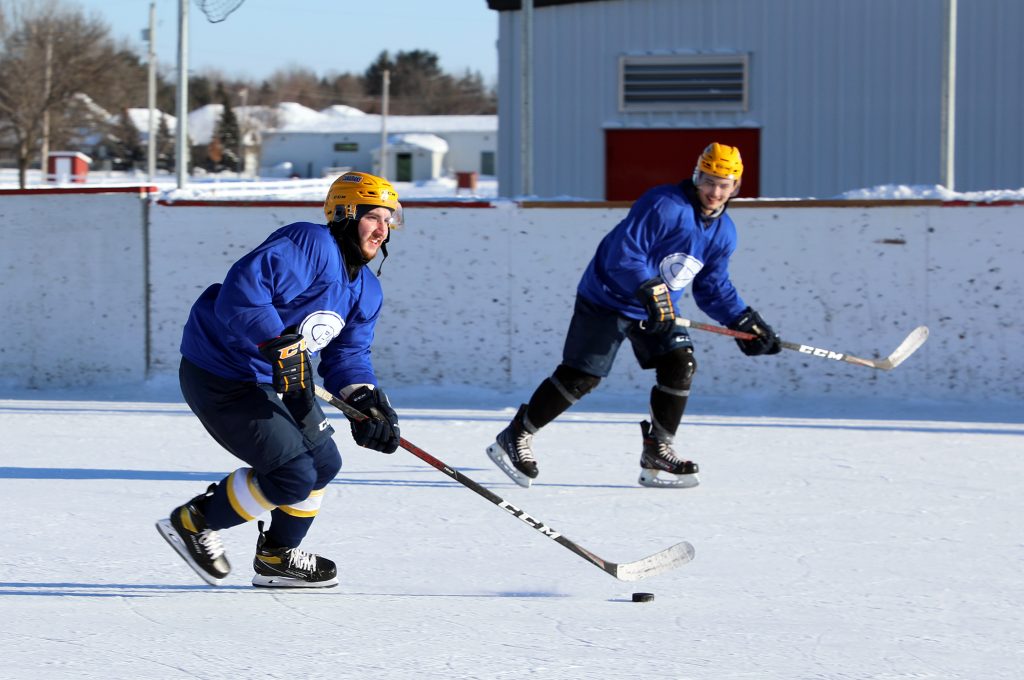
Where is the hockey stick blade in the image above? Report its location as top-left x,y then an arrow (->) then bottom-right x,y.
876,325 -> 929,370
613,541 -> 696,581
314,384 -> 694,582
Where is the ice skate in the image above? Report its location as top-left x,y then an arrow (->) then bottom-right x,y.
638,420 -> 700,488
486,403 -> 538,488
251,521 -> 338,588
156,485 -> 231,585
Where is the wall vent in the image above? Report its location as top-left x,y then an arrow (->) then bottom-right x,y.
619,54 -> 749,112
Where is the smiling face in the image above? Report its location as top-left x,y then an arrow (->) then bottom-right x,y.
356,206 -> 393,260
695,173 -> 739,215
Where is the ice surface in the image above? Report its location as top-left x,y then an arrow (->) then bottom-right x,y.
1,383 -> 1021,679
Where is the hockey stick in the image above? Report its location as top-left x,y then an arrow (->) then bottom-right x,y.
673,317 -> 929,370
314,384 -> 695,581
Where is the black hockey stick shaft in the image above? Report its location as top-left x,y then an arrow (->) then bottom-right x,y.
671,317 -> 928,371
314,384 -> 693,581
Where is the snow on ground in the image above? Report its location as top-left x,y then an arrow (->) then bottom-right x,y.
4,167 -> 1024,202
0,168 -> 499,201
1,381 -> 1021,679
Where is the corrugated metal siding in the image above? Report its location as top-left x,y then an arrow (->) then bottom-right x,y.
495,0 -> 1023,198
957,1 -> 1024,191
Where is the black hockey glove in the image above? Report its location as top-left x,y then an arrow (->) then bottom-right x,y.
636,277 -> 676,335
345,385 -> 400,454
258,333 -> 313,394
728,307 -> 782,356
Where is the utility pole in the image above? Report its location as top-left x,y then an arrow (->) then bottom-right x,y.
146,1 -> 157,182
939,0 -> 957,190
40,31 -> 53,177
175,0 -> 190,188
520,0 -> 533,196
380,69 -> 390,178
238,87 -> 248,176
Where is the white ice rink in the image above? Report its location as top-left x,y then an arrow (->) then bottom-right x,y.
1,384 -> 1021,679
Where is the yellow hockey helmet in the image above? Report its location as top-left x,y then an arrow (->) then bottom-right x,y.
693,143 -> 744,182
323,171 -> 402,225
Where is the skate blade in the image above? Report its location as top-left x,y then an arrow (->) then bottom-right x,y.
638,469 -> 700,489
155,518 -> 227,586
486,443 -> 533,488
252,574 -> 339,588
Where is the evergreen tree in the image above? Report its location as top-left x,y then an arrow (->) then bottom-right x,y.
214,86 -> 241,172
363,51 -> 394,97
108,109 -> 143,171
156,113 -> 174,171
190,75 -> 214,109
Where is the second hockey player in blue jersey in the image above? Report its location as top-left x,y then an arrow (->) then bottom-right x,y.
158,171 -> 404,588
487,143 -> 782,489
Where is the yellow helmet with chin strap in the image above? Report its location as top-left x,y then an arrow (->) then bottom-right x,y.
323,171 -> 402,226
692,143 -> 744,182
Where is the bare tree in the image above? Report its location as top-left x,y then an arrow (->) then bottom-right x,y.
0,0 -> 125,187
263,65 -> 323,108
190,50 -> 494,119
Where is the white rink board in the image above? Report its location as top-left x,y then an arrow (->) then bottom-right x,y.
4,191 -> 1022,401
0,191 -> 147,387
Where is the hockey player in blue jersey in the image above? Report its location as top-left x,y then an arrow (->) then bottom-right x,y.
157,171 -> 403,587
487,143 -> 781,489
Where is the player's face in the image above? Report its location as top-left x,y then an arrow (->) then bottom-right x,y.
696,174 -> 738,214
357,207 -> 392,260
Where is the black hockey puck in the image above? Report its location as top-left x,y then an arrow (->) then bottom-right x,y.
631,592 -> 655,603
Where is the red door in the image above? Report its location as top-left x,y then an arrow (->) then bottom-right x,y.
605,129 -> 760,201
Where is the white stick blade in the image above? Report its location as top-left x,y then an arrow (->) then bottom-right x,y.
882,325 -> 929,369
614,541 -> 695,581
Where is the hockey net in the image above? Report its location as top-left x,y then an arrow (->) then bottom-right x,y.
195,0 -> 246,23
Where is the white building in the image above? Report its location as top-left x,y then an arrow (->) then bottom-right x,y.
116,102 -> 496,182
372,133 -> 449,182
259,115 -> 498,181
488,0 -> 1024,199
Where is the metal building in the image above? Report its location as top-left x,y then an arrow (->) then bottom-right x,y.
487,0 -> 1024,199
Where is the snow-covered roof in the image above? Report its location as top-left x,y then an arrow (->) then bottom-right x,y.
377,133 -> 450,153
182,102 -> 323,145
278,114 -> 497,134
273,102 -> 325,127
126,109 -> 176,141
71,93 -> 114,122
117,102 -> 494,145
320,105 -> 367,118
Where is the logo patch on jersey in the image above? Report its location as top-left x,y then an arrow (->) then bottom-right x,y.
659,253 -> 704,291
298,311 -> 344,353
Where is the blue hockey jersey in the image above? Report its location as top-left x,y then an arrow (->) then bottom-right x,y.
576,182 -> 747,326
180,221 -> 382,396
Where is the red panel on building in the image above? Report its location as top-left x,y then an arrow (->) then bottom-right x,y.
605,129 -> 760,201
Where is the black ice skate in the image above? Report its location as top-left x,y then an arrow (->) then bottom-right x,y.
156,485 -> 232,585
486,403 -> 539,488
251,521 -> 338,588
638,420 -> 700,489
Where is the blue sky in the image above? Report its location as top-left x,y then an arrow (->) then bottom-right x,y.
71,0 -> 499,86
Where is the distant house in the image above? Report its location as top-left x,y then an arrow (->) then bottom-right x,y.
61,100 -> 498,182
372,133 -> 449,182
258,114 -> 497,181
